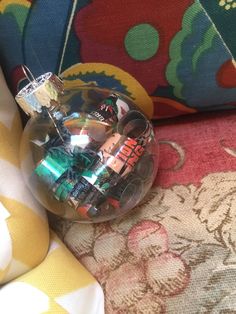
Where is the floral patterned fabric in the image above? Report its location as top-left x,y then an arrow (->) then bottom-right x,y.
51,110 -> 236,313
1,1 -> 236,313
0,0 -> 236,119
199,0 -> 236,59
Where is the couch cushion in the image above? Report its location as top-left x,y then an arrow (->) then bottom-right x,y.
51,110 -> 236,313
0,232 -> 104,314
0,0 -> 235,119
0,67 -> 49,284
0,66 -> 105,314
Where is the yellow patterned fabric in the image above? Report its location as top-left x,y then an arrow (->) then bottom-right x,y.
0,67 -> 104,313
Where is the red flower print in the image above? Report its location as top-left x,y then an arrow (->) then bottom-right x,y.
74,0 -> 192,94
127,220 -> 168,259
146,252 -> 190,296
64,218 -> 191,312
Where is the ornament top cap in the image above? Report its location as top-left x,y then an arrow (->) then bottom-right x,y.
15,65 -> 64,117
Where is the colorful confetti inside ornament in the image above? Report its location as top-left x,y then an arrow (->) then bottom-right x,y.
16,66 -> 158,222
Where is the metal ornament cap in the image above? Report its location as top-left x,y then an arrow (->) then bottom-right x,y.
15,67 -> 64,117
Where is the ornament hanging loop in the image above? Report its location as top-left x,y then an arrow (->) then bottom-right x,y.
21,65 -> 36,84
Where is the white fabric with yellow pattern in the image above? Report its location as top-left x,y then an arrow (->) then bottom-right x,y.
0,68 -> 104,313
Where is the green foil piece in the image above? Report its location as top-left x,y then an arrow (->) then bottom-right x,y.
35,155 -> 68,187
54,179 -> 75,201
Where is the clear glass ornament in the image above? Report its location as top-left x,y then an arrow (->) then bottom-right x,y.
16,67 -> 158,222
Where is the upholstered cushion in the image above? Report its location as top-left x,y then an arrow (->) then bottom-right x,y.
51,110 -> 236,313
0,67 -> 104,313
0,0 -> 235,119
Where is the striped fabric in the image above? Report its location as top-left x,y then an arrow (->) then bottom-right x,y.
0,67 -> 104,313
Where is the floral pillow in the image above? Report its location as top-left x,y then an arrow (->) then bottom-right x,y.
0,0 -> 235,119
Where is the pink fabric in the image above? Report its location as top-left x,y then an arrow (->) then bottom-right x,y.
156,111 -> 236,187
51,110 -> 236,313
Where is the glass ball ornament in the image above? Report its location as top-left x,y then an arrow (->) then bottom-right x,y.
16,66 -> 158,223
